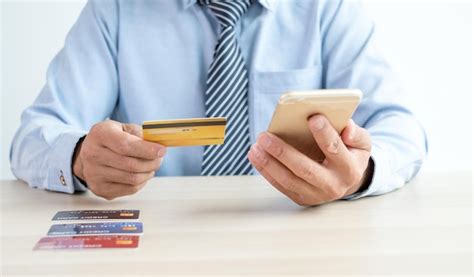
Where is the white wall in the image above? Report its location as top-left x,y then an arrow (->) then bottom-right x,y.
362,0 -> 473,173
1,0 -> 87,179
0,0 -> 472,179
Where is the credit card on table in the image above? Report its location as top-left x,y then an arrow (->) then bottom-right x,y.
33,235 -> 139,250
52,210 -> 140,221
142,117 -> 226,147
47,222 -> 143,236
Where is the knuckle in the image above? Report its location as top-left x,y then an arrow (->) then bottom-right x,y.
296,163 -> 314,180
325,138 -> 341,154
90,122 -> 111,143
267,177 -> 279,188
326,185 -> 345,200
89,123 -> 101,134
118,140 -> 131,155
126,173 -> 141,185
271,143 -> 284,158
91,122 -> 107,136
124,158 -> 139,172
281,174 -> 296,192
259,154 -> 269,167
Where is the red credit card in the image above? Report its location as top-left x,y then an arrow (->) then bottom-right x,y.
33,235 -> 139,250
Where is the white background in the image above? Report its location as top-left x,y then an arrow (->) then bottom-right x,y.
0,0 -> 472,179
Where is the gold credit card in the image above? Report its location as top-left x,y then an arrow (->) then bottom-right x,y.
142,117 -> 226,147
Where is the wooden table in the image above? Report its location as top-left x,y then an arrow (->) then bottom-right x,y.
1,171 -> 472,275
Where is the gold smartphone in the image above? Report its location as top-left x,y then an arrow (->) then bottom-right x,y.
267,89 -> 362,162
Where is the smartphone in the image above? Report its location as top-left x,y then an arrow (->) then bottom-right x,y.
267,89 -> 361,162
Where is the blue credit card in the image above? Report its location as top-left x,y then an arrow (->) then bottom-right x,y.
47,222 -> 143,236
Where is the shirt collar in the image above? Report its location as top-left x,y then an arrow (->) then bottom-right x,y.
182,0 -> 275,11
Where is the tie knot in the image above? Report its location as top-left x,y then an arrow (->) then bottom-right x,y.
199,0 -> 252,27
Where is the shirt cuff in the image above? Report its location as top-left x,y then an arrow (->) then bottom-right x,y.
343,143 -> 391,200
46,130 -> 88,194
72,175 -> 88,192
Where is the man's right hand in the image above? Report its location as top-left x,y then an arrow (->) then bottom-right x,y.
72,120 -> 166,200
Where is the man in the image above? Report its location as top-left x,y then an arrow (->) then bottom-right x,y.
10,0 -> 427,205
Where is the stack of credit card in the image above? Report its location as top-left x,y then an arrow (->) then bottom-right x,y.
142,117 -> 227,147
33,210 -> 142,250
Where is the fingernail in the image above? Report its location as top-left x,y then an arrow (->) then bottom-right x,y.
311,116 -> 325,131
157,148 -> 166,157
251,144 -> 264,160
348,120 -> 355,140
258,133 -> 272,149
327,140 -> 340,154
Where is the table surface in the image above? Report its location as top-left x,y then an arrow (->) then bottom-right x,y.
1,170 -> 472,275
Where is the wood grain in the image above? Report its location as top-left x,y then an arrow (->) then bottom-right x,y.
1,171 -> 472,275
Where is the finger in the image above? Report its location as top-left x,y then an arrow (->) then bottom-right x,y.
100,121 -> 166,160
259,167 -> 309,206
122,123 -> 143,138
91,182 -> 147,200
248,144 -> 323,205
94,146 -> 163,173
341,119 -> 372,152
256,132 -> 331,186
247,152 -> 303,204
308,114 -> 352,168
254,134 -> 346,201
97,165 -> 155,187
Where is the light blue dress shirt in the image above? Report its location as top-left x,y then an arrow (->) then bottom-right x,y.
10,0 -> 428,199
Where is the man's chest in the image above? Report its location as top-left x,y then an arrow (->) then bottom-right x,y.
113,3 -> 324,140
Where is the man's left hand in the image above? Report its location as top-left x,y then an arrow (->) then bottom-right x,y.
248,114 -> 373,206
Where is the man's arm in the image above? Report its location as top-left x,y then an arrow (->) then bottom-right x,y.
10,0 -> 119,193
319,0 -> 428,199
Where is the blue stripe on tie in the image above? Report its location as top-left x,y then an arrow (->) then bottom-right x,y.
202,101 -> 248,167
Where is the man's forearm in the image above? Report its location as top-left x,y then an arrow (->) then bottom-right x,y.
10,117 -> 88,193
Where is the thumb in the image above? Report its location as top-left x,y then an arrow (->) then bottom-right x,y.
122,123 -> 143,138
341,119 -> 371,151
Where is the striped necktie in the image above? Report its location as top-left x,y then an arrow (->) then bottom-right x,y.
199,0 -> 253,176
